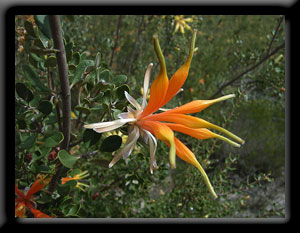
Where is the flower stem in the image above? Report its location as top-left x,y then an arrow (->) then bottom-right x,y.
153,34 -> 167,76
195,162 -> 218,199
187,29 -> 197,63
211,124 -> 244,145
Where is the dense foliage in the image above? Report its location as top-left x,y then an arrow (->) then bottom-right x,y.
15,15 -> 285,218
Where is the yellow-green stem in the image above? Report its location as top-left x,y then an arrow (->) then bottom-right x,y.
195,162 -> 218,199
210,124 -> 244,145
187,29 -> 197,63
153,34 -> 167,76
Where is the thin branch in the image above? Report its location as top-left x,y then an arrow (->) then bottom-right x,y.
109,15 -> 123,68
266,15 -> 284,56
126,16 -> 146,75
209,42 -> 285,99
48,15 -> 71,193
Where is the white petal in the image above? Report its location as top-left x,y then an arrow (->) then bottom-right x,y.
176,88 -> 184,95
142,63 -> 153,109
84,118 -> 136,133
143,129 -> 158,174
108,126 -> 140,168
140,130 -> 149,144
158,108 -> 171,112
124,91 -> 141,110
127,106 -> 135,114
118,112 -> 134,119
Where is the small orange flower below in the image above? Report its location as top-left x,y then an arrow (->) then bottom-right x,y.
15,175 -> 52,218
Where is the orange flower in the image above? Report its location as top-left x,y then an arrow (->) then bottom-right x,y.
61,171 -> 89,192
15,175 -> 52,218
84,30 -> 244,198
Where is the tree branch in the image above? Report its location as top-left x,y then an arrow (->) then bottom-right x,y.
48,15 -> 71,192
110,15 -> 123,69
266,15 -> 284,56
126,16 -> 146,75
209,42 -> 285,99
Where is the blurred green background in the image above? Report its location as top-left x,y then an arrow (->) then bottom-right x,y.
15,15 -> 285,218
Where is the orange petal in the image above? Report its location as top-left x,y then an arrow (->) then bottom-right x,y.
138,35 -> 169,119
26,178 -> 47,199
137,120 -> 176,168
28,205 -> 52,218
159,94 -> 235,115
15,202 -> 26,218
61,177 -> 73,184
143,113 -> 214,128
163,123 -> 216,140
159,30 -> 197,107
174,137 -> 217,199
144,113 -> 244,145
15,184 -> 25,199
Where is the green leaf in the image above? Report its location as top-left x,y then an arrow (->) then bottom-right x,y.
19,135 -> 36,149
22,64 -> 50,92
90,105 -> 104,112
100,135 -> 122,152
39,146 -> 52,158
24,20 -> 36,38
72,60 -> 95,85
45,132 -> 64,147
30,53 -> 43,62
33,38 -> 46,49
83,129 -> 101,147
112,75 -> 127,85
71,52 -> 81,66
58,150 -> 80,168
29,95 -> 41,107
34,15 -> 52,39
65,42 -> 74,62
99,69 -> 110,82
16,83 -> 34,102
66,204 -> 81,217
116,84 -> 130,100
68,64 -> 77,71
96,81 -> 112,92
45,113 -> 58,124
75,106 -> 91,115
37,100 -> 53,115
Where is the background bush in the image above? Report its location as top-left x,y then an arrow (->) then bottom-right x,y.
15,15 -> 285,218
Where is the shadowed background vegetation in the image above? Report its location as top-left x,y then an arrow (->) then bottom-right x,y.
15,15 -> 285,218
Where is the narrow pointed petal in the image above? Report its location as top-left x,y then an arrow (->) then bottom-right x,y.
118,112 -> 135,119
124,91 -> 141,110
15,184 -> 26,199
163,123 -> 241,147
160,30 -> 197,107
137,120 -> 176,169
144,113 -> 244,145
142,63 -> 153,109
138,35 -> 169,119
160,94 -> 236,115
27,204 -> 52,218
84,118 -> 136,133
108,126 -> 140,168
174,137 -> 217,199
26,177 -> 48,199
61,177 -> 73,185
142,129 -> 158,174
